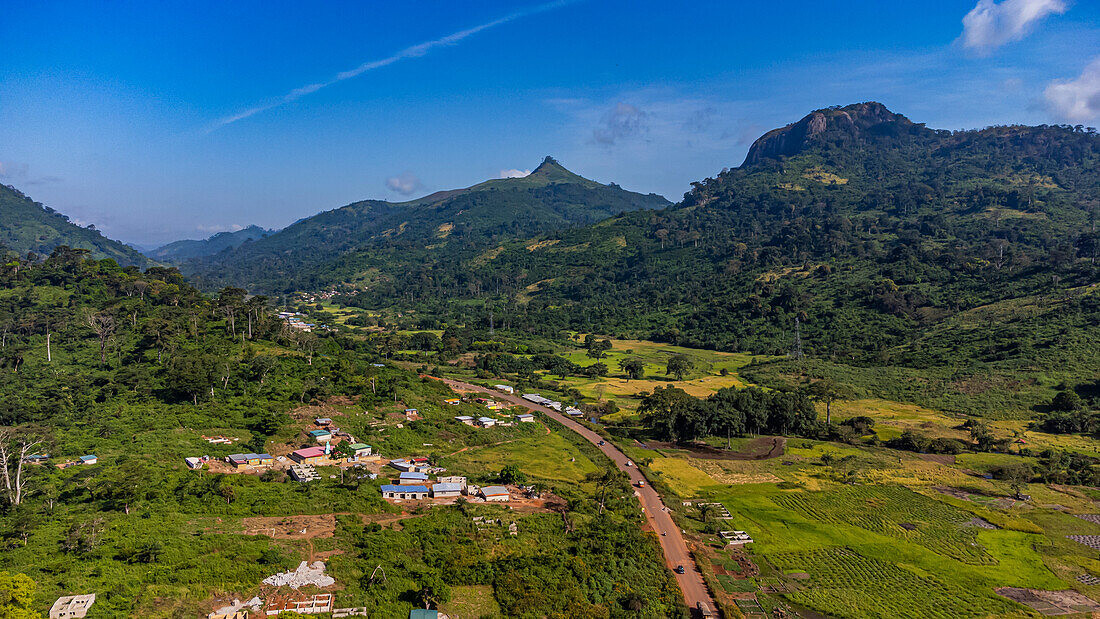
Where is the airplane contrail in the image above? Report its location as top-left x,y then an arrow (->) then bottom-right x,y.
210,1 -> 575,131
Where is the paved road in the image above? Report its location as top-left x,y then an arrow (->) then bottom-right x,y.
441,378 -> 715,615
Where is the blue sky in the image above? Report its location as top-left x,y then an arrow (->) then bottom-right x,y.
1,0 -> 1098,246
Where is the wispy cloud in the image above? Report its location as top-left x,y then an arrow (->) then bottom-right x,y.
386,172 -> 423,195
499,168 -> 531,178
592,103 -> 649,146
210,1 -> 575,131
1045,56 -> 1100,123
959,0 -> 1067,55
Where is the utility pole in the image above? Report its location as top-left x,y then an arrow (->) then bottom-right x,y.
489,309 -> 494,336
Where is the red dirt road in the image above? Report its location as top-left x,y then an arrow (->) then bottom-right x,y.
442,378 -> 716,615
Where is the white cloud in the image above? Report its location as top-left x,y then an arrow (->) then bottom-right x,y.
960,0 -> 1067,55
385,172 -> 423,196
209,0 -> 576,131
1045,56 -> 1100,123
499,168 -> 531,178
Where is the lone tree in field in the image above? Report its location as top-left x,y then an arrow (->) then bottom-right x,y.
585,335 -> 612,360
805,379 -> 852,426
665,354 -> 692,381
619,358 -> 645,381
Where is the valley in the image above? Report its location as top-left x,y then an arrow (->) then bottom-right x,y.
2,102 -> 1100,619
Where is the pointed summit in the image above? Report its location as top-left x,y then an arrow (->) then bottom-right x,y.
527,156 -> 590,185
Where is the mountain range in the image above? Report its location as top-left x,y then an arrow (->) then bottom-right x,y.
149,225 -> 275,263
220,102 -> 1098,374
2,102 -> 1098,380
181,156 -> 670,291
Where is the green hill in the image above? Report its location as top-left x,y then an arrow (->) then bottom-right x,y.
328,103 -> 1100,370
185,156 -> 669,291
149,225 -> 275,262
0,183 -> 154,267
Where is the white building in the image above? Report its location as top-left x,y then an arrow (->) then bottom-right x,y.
516,414 -> 535,423
480,485 -> 510,502
431,483 -> 464,498
49,594 -> 95,619
495,384 -> 514,394
437,475 -> 467,487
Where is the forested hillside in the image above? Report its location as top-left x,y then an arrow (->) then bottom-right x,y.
185,157 -> 669,292
149,225 -> 274,262
329,103 -> 1100,371
0,184 -> 153,268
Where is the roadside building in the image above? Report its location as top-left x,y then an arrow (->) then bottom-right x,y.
480,486 -> 510,502
431,482 -> 464,498
398,471 -> 429,484
495,384 -> 514,394
565,407 -> 584,417
79,455 -> 97,465
381,484 -> 429,500
516,413 -> 535,423
290,446 -> 330,465
49,594 -> 95,619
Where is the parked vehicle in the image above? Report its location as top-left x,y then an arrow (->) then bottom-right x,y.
675,565 -> 685,574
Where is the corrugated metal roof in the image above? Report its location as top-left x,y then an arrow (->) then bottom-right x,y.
381,485 -> 428,493
481,485 -> 509,496
431,483 -> 463,493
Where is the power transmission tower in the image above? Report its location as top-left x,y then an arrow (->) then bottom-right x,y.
791,317 -> 804,361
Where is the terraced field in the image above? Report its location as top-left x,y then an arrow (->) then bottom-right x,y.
765,547 -> 1018,618
771,486 -> 996,565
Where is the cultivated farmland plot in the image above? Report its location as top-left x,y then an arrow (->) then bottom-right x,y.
771,486 -> 996,565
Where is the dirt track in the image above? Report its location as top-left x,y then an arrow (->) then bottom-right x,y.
442,378 -> 717,616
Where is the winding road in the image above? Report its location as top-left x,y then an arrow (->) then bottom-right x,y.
440,378 -> 716,615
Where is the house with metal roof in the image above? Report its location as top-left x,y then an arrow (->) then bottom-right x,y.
308,429 -> 332,442
454,415 -> 475,425
516,413 -> 535,422
381,485 -> 429,499
399,471 -> 429,483
79,455 -> 97,465
346,443 -> 372,457
480,486 -> 510,502
431,483 -> 464,498
409,610 -> 439,619
291,446 -> 329,465
477,417 -> 497,427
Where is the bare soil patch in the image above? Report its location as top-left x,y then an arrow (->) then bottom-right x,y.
242,514 -> 337,540
995,587 -> 1100,615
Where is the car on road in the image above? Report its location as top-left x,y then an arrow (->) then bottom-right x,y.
635,480 -> 645,487
625,460 -> 633,467
597,440 -> 605,446
674,565 -> 685,574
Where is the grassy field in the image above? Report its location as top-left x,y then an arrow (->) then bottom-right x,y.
441,431 -> 600,484
550,336 -> 776,419
442,585 -> 503,618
